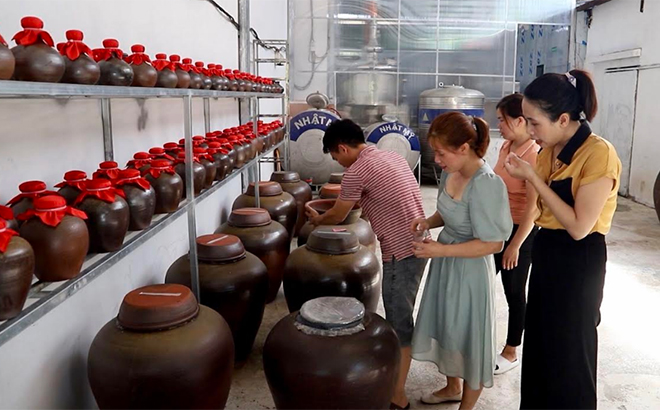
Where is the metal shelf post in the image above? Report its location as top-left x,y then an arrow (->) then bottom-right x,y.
100,98 -> 114,161
182,95 -> 200,301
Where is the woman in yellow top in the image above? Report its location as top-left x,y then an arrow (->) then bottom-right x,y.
505,69 -> 621,410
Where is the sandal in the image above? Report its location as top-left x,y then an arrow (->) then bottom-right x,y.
494,354 -> 520,375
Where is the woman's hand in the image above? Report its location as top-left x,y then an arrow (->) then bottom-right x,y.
412,238 -> 446,258
502,244 -> 520,270
504,153 -> 536,181
410,217 -> 429,234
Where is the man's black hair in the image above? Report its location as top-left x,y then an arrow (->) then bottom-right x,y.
322,119 -> 366,154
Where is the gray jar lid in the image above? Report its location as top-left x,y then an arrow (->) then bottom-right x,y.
297,297 -> 365,330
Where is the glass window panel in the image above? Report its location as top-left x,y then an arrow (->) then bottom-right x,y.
400,0 -> 438,21
334,0 -> 400,19
508,0 -> 574,25
435,22 -> 507,76
438,0 -> 507,22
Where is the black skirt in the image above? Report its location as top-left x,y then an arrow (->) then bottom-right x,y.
520,229 -> 606,410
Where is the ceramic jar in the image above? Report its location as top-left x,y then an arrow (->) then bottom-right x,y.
174,152 -> 206,197
194,148 -> 217,189
55,170 -> 88,205
232,181 -> 297,237
74,179 -> 129,253
88,283 -> 234,409
115,169 -> 156,231
229,138 -> 247,168
93,39 -> 133,86
328,173 -> 344,184
144,159 -> 183,213
57,30 -> 100,85
0,33 -> 15,80
7,180 -> 58,226
92,160 -> 121,181
207,64 -> 223,90
284,229 -> 380,312
153,53 -> 178,88
126,152 -> 152,174
208,144 -> 233,181
182,58 -> 202,89
168,54 -> 191,89
125,44 -> 157,87
18,195 -> 89,281
0,218 -> 34,320
165,234 -> 268,362
216,208 -> 289,303
195,62 -> 212,89
163,142 -> 181,159
270,171 -> 312,237
225,69 -> 238,91
319,183 -> 341,199
0,206 -> 18,231
11,16 -> 65,82
263,297 -> 401,409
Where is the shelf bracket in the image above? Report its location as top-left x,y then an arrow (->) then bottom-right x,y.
100,98 -> 114,161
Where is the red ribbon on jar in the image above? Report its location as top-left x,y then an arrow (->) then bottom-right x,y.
125,44 -> 152,65
18,195 -> 87,228
115,169 -> 151,191
93,39 -> 124,62
74,179 -> 126,205
57,30 -> 93,61
148,147 -> 175,162
93,161 -> 121,180
55,170 -> 88,191
182,58 -> 198,73
145,159 -> 177,179
7,181 -> 58,206
126,152 -> 152,169
0,205 -> 13,221
12,16 -> 55,47
152,53 -> 174,71
0,34 -> 7,47
0,219 -> 19,253
193,148 -> 214,162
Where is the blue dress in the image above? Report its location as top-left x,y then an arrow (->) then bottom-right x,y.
412,163 -> 513,390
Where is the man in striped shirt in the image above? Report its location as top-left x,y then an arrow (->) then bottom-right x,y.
308,119 -> 427,410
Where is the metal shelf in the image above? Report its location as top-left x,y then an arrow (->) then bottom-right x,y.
0,140 -> 286,348
0,80 -> 284,99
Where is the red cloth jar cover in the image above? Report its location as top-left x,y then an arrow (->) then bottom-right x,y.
126,152 -> 152,169
0,205 -> 13,221
195,62 -> 209,76
18,195 -> 87,227
115,169 -> 151,191
74,179 -> 126,205
169,54 -> 185,70
193,148 -> 214,162
0,218 -> 19,253
55,170 -> 88,191
7,181 -> 58,206
182,58 -> 198,73
146,159 -> 177,179
57,30 -> 93,60
125,44 -> 151,65
0,34 -> 6,47
12,16 -> 54,47
174,152 -> 201,165
152,53 -> 174,71
93,161 -> 121,180
149,147 -> 175,161
93,39 -> 124,62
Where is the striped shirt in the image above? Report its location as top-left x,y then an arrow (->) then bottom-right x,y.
339,145 -> 425,261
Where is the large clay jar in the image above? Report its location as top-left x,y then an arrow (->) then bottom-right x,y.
174,152 -> 206,197
0,219 -> 34,320
270,171 -> 312,237
263,297 -> 401,409
11,17 -> 65,83
169,54 -> 191,88
126,151 -> 152,174
18,195 -> 89,282
7,180 -> 58,226
232,181 -> 297,237
216,208 -> 289,303
183,58 -> 202,89
329,172 -> 344,184
144,159 -> 183,213
284,229 -> 380,313
115,169 -> 156,231
319,183 -> 341,199
153,53 -> 178,88
93,39 -> 134,86
55,170 -> 88,205
298,199 -> 377,253
165,234 -> 268,362
0,34 -> 15,80
57,30 -> 100,85
92,160 -> 121,181
0,206 -> 18,231
88,283 -> 234,409
75,179 -> 129,253
208,144 -> 233,181
196,62 -> 213,89
125,44 -> 157,87
195,148 -> 217,189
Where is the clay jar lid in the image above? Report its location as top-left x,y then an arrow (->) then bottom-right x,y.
306,228 -> 360,255
117,284 -> 199,331
320,183 -> 341,199
245,181 -> 283,197
228,207 -> 271,227
196,234 -> 246,262
328,173 -> 344,184
297,296 -> 365,330
270,171 -> 301,184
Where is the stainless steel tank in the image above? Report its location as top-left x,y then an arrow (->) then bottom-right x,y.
364,117 -> 420,171
418,84 -> 485,181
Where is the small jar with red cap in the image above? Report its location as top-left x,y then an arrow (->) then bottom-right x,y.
57,29 -> 100,85
115,169 -> 156,231
195,61 -> 212,90
148,147 -> 175,164
11,16 -> 65,82
174,152 -> 206,197
233,70 -> 247,92
0,217 -> 34,320
93,161 -> 121,181
169,54 -> 191,89
0,204 -> 18,231
224,69 -> 238,92
143,159 -> 183,213
193,135 -> 208,148
125,44 -> 157,87
152,53 -> 177,88
18,195 -> 89,282
207,142 -> 234,181
194,147 -> 217,189
74,179 -> 129,253
182,58 -> 202,89
207,64 -> 222,91
163,142 -> 181,159
0,31 -> 15,80
126,152 -> 152,174
55,170 -> 89,205
215,64 -> 229,90
7,180 -> 58,226
93,39 -> 134,86
228,136 -> 248,168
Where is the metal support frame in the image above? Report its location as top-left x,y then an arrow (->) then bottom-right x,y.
100,98 -> 114,161
182,95 -> 200,301
238,0 -> 251,123
203,98 -> 211,134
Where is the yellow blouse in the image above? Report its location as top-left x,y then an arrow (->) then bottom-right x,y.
535,123 -> 622,235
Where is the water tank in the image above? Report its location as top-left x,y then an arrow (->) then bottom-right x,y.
364,118 -> 420,171
418,85 -> 485,180
289,109 -> 344,184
